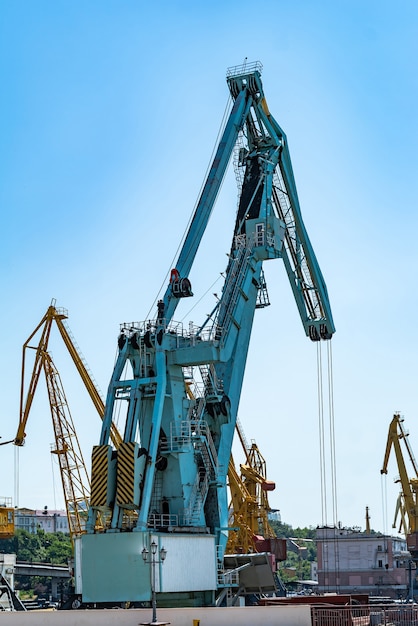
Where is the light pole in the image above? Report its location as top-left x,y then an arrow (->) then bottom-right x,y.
142,540 -> 167,625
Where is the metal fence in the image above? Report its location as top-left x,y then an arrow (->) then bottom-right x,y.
312,605 -> 418,626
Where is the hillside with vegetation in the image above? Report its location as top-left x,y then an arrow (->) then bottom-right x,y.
0,529 -> 72,599
0,528 -> 72,564
270,521 -> 317,583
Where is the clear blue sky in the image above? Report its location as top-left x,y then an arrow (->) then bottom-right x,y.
1,1 -> 418,532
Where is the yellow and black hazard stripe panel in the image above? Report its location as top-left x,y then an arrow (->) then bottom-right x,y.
90,445 -> 113,508
116,441 -> 139,509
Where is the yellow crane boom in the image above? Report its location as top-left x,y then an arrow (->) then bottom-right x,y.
16,302 -> 121,448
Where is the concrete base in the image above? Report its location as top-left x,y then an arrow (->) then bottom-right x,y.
76,532 -> 217,604
0,604 -> 311,626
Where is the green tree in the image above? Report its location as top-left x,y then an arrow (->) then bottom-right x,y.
0,528 -> 72,565
270,520 -> 293,538
44,532 -> 72,564
269,520 -> 318,584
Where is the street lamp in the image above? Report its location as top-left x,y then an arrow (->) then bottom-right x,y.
141,540 -> 167,625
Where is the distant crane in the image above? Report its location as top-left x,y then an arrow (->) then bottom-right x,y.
14,302 -> 122,542
226,419 -> 281,555
381,413 -> 418,561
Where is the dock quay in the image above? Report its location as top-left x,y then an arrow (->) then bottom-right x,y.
1,603 -> 418,626
0,604 -> 310,625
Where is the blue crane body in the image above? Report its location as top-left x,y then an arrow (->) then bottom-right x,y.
76,62 -> 335,606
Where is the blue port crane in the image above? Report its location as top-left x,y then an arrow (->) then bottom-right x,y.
78,61 -> 335,607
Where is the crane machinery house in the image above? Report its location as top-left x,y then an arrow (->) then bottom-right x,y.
75,61 -> 335,607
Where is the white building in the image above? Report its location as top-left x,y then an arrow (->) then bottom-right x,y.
15,507 -> 70,534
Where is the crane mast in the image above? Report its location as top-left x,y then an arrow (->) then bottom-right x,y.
43,352 -> 91,541
79,62 -> 334,606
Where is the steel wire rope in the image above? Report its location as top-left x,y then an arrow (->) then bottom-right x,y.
327,341 -> 338,525
145,94 -> 234,321
326,339 -> 340,592
381,473 -> 388,537
14,445 -> 19,508
317,342 -> 327,526
179,273 -> 224,324
317,340 -> 339,592
6,398 -> 21,508
317,341 -> 331,591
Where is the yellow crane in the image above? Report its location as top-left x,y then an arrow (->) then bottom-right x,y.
381,413 -> 418,560
186,385 -> 282,557
226,418 -> 280,555
14,302 -> 122,541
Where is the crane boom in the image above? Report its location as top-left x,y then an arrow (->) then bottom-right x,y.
16,302 -> 121,449
162,63 -> 334,340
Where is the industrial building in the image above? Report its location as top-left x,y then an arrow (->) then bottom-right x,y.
316,525 -> 411,599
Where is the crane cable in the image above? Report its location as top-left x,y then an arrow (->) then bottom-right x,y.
317,339 -> 339,590
327,340 -> 338,527
145,94 -> 234,321
317,342 -> 327,525
381,472 -> 388,537
14,445 -> 19,509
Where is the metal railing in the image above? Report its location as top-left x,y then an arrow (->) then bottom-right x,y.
119,318 -> 213,347
163,420 -> 218,467
311,604 -> 418,626
226,61 -> 263,78
217,568 -> 240,587
183,469 -> 209,525
147,513 -> 179,529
